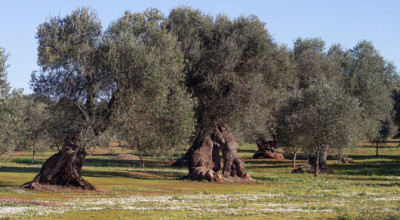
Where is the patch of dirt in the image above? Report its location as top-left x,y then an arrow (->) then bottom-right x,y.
112,154 -> 140,160
0,198 -> 69,207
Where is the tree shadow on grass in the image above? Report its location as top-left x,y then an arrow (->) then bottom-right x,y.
11,157 -> 178,170
347,155 -> 400,161
82,169 -> 184,180
0,166 -> 184,187
237,149 -> 256,154
330,161 -> 400,176
0,166 -> 40,173
245,160 -> 296,170
84,158 -> 179,169
0,180 -> 18,187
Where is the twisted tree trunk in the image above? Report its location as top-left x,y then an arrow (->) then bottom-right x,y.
22,142 -> 95,190
292,150 -> 333,174
187,135 -> 223,182
253,137 -> 284,159
188,125 -> 253,182
311,150 -> 333,174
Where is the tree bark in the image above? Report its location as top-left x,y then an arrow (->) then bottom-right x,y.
292,150 -> 333,174
314,152 -> 319,177
376,140 -> 379,156
187,125 -> 253,182
292,152 -> 297,168
310,150 -> 333,174
22,142 -> 95,190
187,134 -> 223,182
32,147 -> 36,164
253,137 -> 284,159
139,152 -> 145,168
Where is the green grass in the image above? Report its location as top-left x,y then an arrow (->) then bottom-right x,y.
1,143 -> 400,219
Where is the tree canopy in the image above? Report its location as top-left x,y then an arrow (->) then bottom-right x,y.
166,7 -> 277,139
0,48 -> 24,157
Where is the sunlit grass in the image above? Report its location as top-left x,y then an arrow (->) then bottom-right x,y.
1,141 -> 400,219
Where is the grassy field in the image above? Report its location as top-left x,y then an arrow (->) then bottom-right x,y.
0,142 -> 400,219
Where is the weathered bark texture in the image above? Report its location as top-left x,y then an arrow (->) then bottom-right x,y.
314,152 -> 320,177
22,144 -> 95,190
292,152 -> 297,168
188,126 -> 253,182
187,135 -> 223,182
292,151 -> 333,174
253,138 -> 284,159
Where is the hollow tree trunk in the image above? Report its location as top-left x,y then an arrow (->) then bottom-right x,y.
22,143 -> 95,190
187,134 -> 223,182
187,125 -> 253,182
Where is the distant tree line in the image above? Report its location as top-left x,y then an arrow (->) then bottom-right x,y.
0,6 -> 398,188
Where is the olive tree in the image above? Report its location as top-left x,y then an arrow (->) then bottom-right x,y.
107,10 -> 195,168
328,41 -> 397,159
24,8 -> 190,189
334,41 -> 396,140
0,48 -> 23,158
17,96 -> 51,163
166,7 -> 276,182
279,38 -> 345,171
278,76 -> 364,176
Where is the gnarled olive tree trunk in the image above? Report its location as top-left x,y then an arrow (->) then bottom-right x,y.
292,150 -> 333,175
188,125 -> 253,182
253,138 -> 284,159
22,141 -> 95,190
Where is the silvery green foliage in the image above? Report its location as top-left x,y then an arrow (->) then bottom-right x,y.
166,7 -> 281,141
328,41 -> 397,140
0,48 -> 10,97
31,7 -> 194,154
107,9 -> 195,158
15,96 -> 51,156
278,76 -> 364,156
31,7 -> 105,147
0,48 -> 23,156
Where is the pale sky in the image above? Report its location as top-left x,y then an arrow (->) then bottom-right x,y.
1,0 -> 399,93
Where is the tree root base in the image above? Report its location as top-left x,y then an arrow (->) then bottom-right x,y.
21,180 -> 96,191
291,164 -> 333,174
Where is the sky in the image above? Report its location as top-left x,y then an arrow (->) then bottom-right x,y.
1,0 -> 399,93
